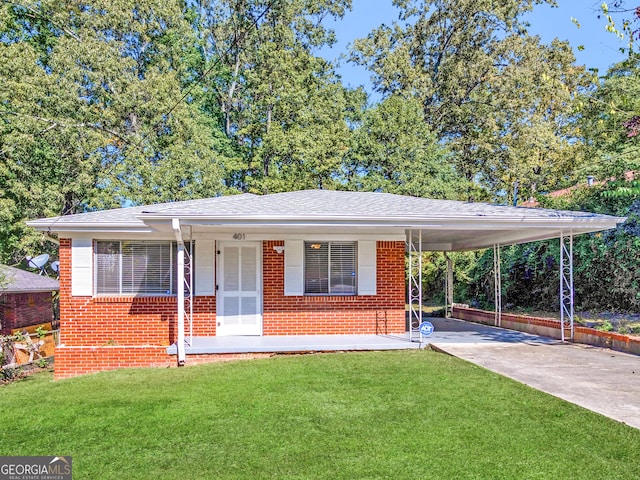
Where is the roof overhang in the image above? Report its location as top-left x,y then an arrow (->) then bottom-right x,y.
26,189 -> 626,252
137,213 -> 624,251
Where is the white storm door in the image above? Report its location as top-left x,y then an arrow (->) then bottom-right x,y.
217,242 -> 262,336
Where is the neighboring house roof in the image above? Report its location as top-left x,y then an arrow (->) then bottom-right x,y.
521,171 -> 637,208
27,189 -> 625,251
0,265 -> 59,294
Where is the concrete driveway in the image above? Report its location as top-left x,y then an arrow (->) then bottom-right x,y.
425,317 -> 640,430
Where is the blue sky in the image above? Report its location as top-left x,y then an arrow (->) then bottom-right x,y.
320,0 -> 628,97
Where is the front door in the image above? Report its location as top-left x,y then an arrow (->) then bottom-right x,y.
217,242 -> 262,336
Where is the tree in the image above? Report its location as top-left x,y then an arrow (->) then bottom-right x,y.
578,55 -> 640,198
598,1 -> 640,52
0,0 -> 229,263
341,94 -> 460,198
193,0 -> 360,193
350,0 -> 591,202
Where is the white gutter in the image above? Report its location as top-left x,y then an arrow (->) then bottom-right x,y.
172,218 -> 186,366
27,212 -> 624,233
42,233 -> 60,245
137,214 -> 624,230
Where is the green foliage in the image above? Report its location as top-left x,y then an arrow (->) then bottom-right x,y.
466,241 -> 559,311
420,251 -> 481,305
350,0 -> 591,201
578,54 -> 640,185
602,179 -> 640,198
465,183 -> 640,313
0,366 -> 22,382
597,320 -> 615,332
194,0 -> 358,193
341,95 -> 462,198
34,326 -> 47,339
597,1 -> 639,53
0,0 -> 229,263
35,358 -> 49,368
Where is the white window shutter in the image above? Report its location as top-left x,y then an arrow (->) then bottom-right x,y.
284,240 -> 304,296
72,238 -> 93,296
195,240 -> 215,296
357,241 -> 377,295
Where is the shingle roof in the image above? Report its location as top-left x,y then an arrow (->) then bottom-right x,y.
0,266 -> 59,293
26,190 -> 625,250
146,189 -> 603,218
27,189 -> 616,226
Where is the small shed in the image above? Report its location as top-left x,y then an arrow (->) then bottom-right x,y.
0,265 -> 59,335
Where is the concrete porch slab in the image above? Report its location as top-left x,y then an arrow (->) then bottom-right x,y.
166,317 -> 558,356
166,333 -> 424,355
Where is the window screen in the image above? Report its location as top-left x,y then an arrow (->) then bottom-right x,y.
95,241 -> 120,294
121,242 -> 172,294
304,242 -> 356,295
95,241 -> 193,295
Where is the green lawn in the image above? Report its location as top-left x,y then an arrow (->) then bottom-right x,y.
1,350 -> 639,479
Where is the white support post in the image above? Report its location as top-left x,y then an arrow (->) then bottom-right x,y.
559,231 -> 575,341
407,230 -> 423,342
445,253 -> 453,318
493,244 -> 502,327
185,226 -> 194,346
172,218 -> 186,366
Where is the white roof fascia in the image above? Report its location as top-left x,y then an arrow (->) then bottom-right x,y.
139,216 -> 625,227
138,215 -> 623,230
452,230 -> 584,251
26,222 -> 153,234
27,210 -> 624,238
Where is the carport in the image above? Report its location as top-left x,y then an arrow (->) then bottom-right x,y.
405,205 -> 625,342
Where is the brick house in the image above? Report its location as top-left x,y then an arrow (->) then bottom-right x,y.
27,190 -> 623,378
0,265 -> 59,335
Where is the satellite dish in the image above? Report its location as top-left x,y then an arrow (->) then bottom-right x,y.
26,254 -> 50,275
50,260 -> 60,273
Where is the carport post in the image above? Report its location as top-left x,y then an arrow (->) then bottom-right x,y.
172,219 -> 186,366
559,231 -> 575,341
493,243 -> 502,327
407,229 -> 423,341
445,253 -> 453,318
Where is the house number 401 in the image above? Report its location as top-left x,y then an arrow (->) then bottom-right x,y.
232,233 -> 246,240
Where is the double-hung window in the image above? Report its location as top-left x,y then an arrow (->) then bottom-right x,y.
304,242 -> 357,295
95,241 -> 191,295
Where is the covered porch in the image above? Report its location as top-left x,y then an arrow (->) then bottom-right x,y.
138,190 -> 626,364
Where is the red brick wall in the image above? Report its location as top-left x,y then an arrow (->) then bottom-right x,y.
56,238 -> 407,378
0,292 -> 54,335
262,241 -> 406,335
56,239 -> 218,378
54,346 -> 173,379
58,239 -> 217,346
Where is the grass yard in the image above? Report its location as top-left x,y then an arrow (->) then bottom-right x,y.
1,350 -> 639,479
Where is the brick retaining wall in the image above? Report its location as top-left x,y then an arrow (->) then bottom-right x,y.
452,306 -> 640,356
